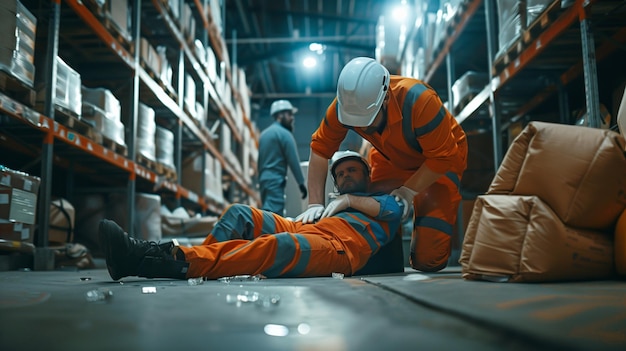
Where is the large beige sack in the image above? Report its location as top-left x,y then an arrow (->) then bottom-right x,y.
488,121 -> 626,231
460,195 -> 614,282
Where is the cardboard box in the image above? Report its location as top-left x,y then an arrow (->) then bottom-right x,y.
82,102 -> 126,146
181,151 -> 223,203
0,1 -> 37,36
139,37 -> 161,76
81,86 -> 121,122
0,166 -> 40,244
104,0 -> 129,40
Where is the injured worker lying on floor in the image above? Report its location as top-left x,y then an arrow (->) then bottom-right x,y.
98,150 -> 404,281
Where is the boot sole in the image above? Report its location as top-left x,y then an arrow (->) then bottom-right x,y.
98,219 -> 126,281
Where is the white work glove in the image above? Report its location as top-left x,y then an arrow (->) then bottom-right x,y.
295,204 -> 324,224
390,186 -> 417,221
321,194 -> 351,219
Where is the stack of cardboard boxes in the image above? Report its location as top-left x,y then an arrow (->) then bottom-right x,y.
0,0 -> 37,88
81,86 -> 125,146
0,166 -> 40,249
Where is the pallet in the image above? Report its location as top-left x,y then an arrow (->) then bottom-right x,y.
53,105 -> 103,144
155,162 -> 177,182
523,0 -> 564,45
431,0 -> 473,60
82,0 -> 134,54
444,0 -> 472,36
492,38 -> 526,76
102,15 -> 134,55
140,60 -> 175,99
140,60 -> 178,101
136,152 -> 157,171
101,135 -> 128,156
0,70 -> 36,107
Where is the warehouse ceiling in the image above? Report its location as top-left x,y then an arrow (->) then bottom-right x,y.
222,0 -> 401,104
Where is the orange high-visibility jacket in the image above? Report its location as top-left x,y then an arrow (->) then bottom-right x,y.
312,76 -> 467,184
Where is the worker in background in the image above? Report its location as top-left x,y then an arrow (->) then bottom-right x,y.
257,99 -> 307,215
98,151 -> 403,281
296,57 -> 468,273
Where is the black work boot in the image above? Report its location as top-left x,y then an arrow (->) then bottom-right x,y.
98,219 -> 189,281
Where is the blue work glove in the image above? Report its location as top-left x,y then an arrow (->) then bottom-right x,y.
299,184 -> 308,199
321,194 -> 351,218
390,186 -> 417,221
295,204 -> 324,223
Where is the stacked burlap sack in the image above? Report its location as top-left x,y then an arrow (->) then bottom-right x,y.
460,121 -> 626,282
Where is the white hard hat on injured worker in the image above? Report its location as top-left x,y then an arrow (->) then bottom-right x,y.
330,150 -> 370,183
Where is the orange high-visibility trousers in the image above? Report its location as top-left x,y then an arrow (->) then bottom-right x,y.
410,174 -> 461,271
178,204 -> 395,279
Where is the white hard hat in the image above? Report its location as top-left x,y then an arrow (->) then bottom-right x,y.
330,150 -> 370,181
270,100 -> 298,116
337,57 -> 390,127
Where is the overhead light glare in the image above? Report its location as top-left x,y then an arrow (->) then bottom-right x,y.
303,56 -> 317,68
391,1 -> 409,23
308,43 -> 325,54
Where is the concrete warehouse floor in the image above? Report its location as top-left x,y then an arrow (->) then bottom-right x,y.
1,262 -> 625,351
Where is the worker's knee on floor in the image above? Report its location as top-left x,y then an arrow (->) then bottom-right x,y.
410,255 -> 448,272
409,248 -> 450,272
409,252 -> 449,272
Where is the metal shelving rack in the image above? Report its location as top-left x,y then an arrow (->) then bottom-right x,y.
417,0 -> 626,173
0,0 -> 260,253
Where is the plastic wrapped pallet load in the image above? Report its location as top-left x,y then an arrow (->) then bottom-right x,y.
0,0 -> 37,87
54,57 -> 81,116
81,86 -> 125,145
81,103 -> 125,146
496,0 -> 525,56
137,102 -> 156,162
451,71 -> 489,113
81,86 -> 121,122
155,126 -> 175,169
526,0 -> 555,27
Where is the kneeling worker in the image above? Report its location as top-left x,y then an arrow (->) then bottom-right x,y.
98,150 -> 403,280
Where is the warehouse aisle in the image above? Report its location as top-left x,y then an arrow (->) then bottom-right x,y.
1,264 -> 624,351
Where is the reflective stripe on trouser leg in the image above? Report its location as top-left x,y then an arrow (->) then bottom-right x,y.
179,231 -> 351,279
202,204 -> 293,245
410,174 -> 461,272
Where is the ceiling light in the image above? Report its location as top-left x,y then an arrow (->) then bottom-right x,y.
309,43 -> 324,53
303,56 -> 317,68
391,1 -> 410,23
